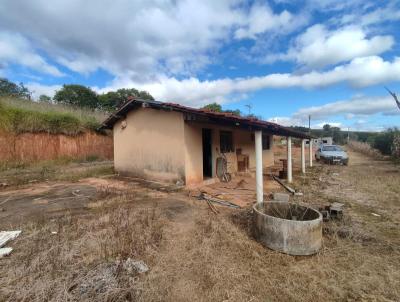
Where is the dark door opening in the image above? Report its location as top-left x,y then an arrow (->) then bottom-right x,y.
202,128 -> 212,178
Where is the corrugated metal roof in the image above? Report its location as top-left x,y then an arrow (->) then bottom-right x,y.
100,98 -> 311,139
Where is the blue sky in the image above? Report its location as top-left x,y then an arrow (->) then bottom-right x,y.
1,0 -> 400,131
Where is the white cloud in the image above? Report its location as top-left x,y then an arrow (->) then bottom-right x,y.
339,2 -> 400,27
30,55 -> 400,107
268,116 -> 303,127
314,121 -> 342,128
0,31 -> 64,77
25,83 -> 62,99
267,93 -> 400,131
264,25 -> 394,68
0,0 -> 244,79
268,117 -> 342,129
234,3 -> 301,39
100,56 -> 400,106
293,95 -> 400,121
0,1 -> 309,79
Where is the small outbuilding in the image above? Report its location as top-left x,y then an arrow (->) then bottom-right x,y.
305,136 -> 333,146
101,98 -> 311,192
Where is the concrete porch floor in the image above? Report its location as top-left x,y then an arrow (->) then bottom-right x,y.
188,174 -> 283,208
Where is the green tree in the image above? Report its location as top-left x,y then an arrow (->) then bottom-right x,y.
0,78 -> 31,99
202,103 -> 222,112
322,124 -> 331,133
331,127 -> 344,144
225,109 -> 241,116
38,94 -> 52,103
245,113 -> 262,119
201,103 -> 241,116
54,84 -> 99,109
99,88 -> 154,111
373,128 -> 398,155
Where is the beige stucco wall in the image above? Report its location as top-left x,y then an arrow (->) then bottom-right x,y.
184,122 -> 203,185
234,129 -> 274,169
183,122 -> 274,185
113,107 -> 185,183
113,108 -> 275,185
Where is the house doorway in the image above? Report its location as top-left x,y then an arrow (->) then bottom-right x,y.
202,128 -> 212,178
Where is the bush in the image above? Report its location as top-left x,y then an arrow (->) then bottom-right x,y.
372,128 -> 398,156
348,128 -> 400,160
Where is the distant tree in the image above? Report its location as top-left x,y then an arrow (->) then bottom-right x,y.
372,128 -> 398,155
99,88 -> 154,111
38,94 -> 52,103
225,109 -> 241,116
0,78 -> 31,99
202,102 -> 222,112
54,84 -> 99,109
201,103 -> 242,116
322,124 -> 331,132
291,126 -> 310,133
245,113 -> 263,119
331,127 -> 344,144
354,131 -> 373,142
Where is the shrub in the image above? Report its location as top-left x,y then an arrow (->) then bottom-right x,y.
372,129 -> 396,155
392,134 -> 400,159
348,128 -> 400,160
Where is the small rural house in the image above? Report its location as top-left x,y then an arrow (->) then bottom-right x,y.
102,99 -> 310,188
305,137 -> 333,146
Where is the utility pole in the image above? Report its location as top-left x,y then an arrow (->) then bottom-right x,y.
347,127 -> 350,143
308,115 -> 311,134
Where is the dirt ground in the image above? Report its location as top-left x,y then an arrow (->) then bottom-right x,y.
0,150 -> 399,301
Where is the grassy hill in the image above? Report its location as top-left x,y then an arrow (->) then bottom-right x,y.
0,97 -> 108,135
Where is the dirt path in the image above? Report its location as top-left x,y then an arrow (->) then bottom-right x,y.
297,149 -> 400,248
323,150 -> 399,213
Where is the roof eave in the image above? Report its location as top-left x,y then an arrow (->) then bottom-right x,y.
100,98 -> 312,139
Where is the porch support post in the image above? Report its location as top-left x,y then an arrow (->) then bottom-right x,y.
309,138 -> 313,167
255,130 -> 263,204
287,136 -> 292,183
301,139 -> 306,174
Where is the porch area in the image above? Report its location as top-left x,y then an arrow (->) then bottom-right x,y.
183,112 -> 313,204
188,135 -> 316,208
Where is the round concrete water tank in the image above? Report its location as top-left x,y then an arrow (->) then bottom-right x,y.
253,202 -> 322,255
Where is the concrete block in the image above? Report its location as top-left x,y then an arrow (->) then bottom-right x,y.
273,192 -> 290,202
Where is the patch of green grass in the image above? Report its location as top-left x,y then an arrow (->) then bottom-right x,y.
0,162 -> 114,186
0,155 -> 109,173
84,154 -> 100,162
0,97 -> 108,135
57,166 -> 115,182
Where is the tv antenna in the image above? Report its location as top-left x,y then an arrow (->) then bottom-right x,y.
245,103 -> 252,115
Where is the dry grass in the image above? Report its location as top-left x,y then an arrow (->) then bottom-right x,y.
136,211 -> 399,302
0,97 -> 108,135
0,97 -> 107,124
347,140 -> 384,160
0,200 -> 164,301
1,150 -> 399,301
2,201 -> 398,301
